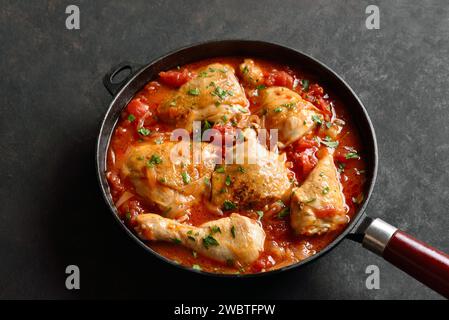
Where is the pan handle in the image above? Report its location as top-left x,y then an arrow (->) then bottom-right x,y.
360,218 -> 449,298
103,62 -> 141,95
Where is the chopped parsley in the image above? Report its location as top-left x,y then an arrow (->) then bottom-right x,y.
238,166 -> 246,173
256,210 -> 264,221
311,115 -> 322,125
277,207 -> 290,219
274,107 -> 283,113
187,231 -> 196,241
147,154 -> 162,167
320,136 -> 339,148
242,66 -> 249,74
212,86 -> 232,100
281,102 -> 296,110
171,238 -> 182,244
181,171 -> 191,184
231,225 -> 236,238
337,162 -> 346,173
210,226 -> 221,234
125,212 -> 131,221
204,177 -> 211,186
187,88 -> 200,96
158,177 -> 167,183
345,152 -> 359,159
137,127 -> 151,136
225,175 -> 232,186
223,200 -> 237,211
256,84 -> 266,90
202,235 -> 219,249
203,120 -> 212,130
192,264 -> 202,270
215,166 -> 225,173
302,79 -> 310,92
127,114 -> 136,122
322,186 -> 330,195
304,198 -> 316,204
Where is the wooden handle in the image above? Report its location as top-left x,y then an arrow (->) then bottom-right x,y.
383,230 -> 449,298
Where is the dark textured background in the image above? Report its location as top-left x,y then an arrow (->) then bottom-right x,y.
1,0 -> 448,299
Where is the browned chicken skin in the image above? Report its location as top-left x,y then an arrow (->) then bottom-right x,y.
290,151 -> 348,235
157,63 -> 249,132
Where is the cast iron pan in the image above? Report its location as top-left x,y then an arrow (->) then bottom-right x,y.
96,40 -> 449,297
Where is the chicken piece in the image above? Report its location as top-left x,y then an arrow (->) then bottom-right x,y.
135,213 -> 265,265
260,87 -> 323,147
157,63 -> 249,131
121,140 -> 218,218
290,151 -> 348,235
239,59 -> 264,86
211,129 -> 292,211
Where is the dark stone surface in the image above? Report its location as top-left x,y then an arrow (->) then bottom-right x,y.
0,0 -> 448,299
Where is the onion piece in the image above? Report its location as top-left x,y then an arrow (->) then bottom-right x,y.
115,191 -> 134,208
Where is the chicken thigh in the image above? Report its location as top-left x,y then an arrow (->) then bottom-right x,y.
121,140 -> 218,218
260,87 -> 323,147
135,213 -> 265,265
211,129 -> 293,211
158,63 -> 249,131
290,150 -> 348,235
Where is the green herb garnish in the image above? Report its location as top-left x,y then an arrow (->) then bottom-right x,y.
277,207 -> 290,218
137,127 -> 151,136
147,154 -> 162,167
203,235 -> 219,249
345,152 -> 359,159
302,79 -> 309,92
188,88 -> 200,96
128,114 -> 136,122
223,200 -> 237,211
312,115 -> 322,125
210,226 -> 221,234
181,171 -> 191,184
215,166 -> 225,173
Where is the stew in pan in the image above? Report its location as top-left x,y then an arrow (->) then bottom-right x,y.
106,57 -> 367,274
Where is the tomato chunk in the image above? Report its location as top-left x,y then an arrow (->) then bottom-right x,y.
298,147 -> 318,177
314,206 -> 340,219
295,137 -> 319,152
159,69 -> 192,87
265,70 -> 294,88
126,98 -> 149,119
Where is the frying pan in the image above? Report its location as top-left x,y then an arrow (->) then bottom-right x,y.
96,40 -> 449,297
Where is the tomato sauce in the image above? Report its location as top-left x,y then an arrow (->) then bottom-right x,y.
106,57 -> 367,274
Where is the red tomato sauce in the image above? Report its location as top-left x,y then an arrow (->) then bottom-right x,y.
106,57 -> 367,274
